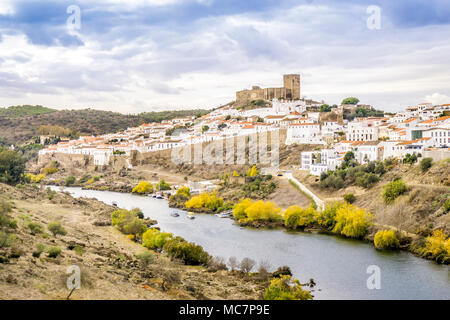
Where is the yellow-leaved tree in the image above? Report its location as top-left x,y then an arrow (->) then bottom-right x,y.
247,165 -> 258,177
332,203 -> 373,238
264,275 -> 313,300
422,230 -> 449,263
284,205 -> 318,228
132,181 -> 153,194
232,170 -> 240,177
233,198 -> 254,219
245,200 -> 282,221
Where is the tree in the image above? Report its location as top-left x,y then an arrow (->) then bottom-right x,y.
333,203 -> 373,238
132,181 -> 153,194
228,256 -> 239,271
247,165 -> 258,177
202,125 -> 209,133
0,148 -> 25,184
156,179 -> 171,191
175,186 -> 190,198
420,157 -> 433,172
233,198 -> 254,219
342,97 -> 360,105
343,193 -> 356,204
245,200 -> 282,222
239,257 -> 256,273
47,222 -> 67,237
319,104 -> 332,112
264,275 -> 313,300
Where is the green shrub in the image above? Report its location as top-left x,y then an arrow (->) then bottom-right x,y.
344,193 -> 356,204
47,246 -> 62,258
0,231 -> 17,248
111,209 -> 147,240
355,173 -> 379,188
374,230 -> 400,249
420,157 -> 433,172
65,175 -> 76,186
47,222 -> 67,237
28,222 -> 43,235
163,239 -> 210,265
382,179 -> 407,204
136,251 -> 155,266
264,275 -> 313,300
142,229 -> 173,250
32,243 -> 46,258
443,199 -> 450,213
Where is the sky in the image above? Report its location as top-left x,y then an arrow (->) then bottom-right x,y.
0,0 -> 449,113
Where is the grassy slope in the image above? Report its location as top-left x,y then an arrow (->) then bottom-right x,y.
0,183 -> 264,300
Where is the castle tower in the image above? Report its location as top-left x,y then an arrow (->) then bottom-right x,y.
283,74 -> 301,100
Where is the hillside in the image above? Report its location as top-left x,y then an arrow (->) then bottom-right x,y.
0,183 -> 265,300
0,107 -> 209,145
0,105 -> 56,118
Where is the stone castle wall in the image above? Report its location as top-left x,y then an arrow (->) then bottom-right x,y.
236,74 -> 300,105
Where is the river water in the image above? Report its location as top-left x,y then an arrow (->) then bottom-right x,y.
52,186 -> 450,300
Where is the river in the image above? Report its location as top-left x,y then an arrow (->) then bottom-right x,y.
51,186 -> 450,300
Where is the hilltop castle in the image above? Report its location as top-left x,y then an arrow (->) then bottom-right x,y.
236,74 -> 301,105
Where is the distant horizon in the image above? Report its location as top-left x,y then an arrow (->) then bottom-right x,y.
1,0 -> 449,113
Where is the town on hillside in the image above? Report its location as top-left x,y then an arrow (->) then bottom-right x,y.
38,74 -> 450,175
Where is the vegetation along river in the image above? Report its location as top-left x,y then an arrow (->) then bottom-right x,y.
52,187 -> 450,300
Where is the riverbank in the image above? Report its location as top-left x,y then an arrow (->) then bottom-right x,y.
0,183 -> 270,300
48,187 -> 450,299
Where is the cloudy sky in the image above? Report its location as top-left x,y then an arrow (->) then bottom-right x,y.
0,0 -> 449,113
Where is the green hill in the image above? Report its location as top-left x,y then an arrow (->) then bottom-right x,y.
0,105 -> 57,118
0,106 -> 209,145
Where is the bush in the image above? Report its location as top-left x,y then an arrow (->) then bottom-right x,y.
32,243 -> 46,258
185,192 -> 224,212
156,179 -> 171,191
272,266 -> 292,278
245,200 -> 282,222
163,239 -> 210,265
47,246 -> 62,258
283,205 -> 317,228
28,222 -> 43,235
316,202 -> 344,229
333,203 -> 373,238
239,257 -> 256,273
65,175 -> 76,186
344,193 -> 356,204
0,230 -> 17,248
47,222 -> 67,237
136,251 -> 155,266
264,275 -> 313,300
0,148 -> 25,184
232,198 -> 253,219
111,209 -> 147,240
443,199 -> 450,213
175,187 -> 190,198
420,230 -> 449,263
382,179 -> 407,204
142,229 -> 173,250
420,157 -> 433,172
355,173 -> 379,188
374,230 -> 400,249
132,181 -> 153,194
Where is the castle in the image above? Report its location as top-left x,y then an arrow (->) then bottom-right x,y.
236,74 -> 301,105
